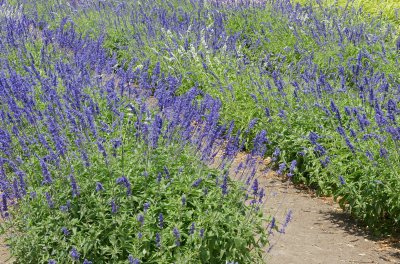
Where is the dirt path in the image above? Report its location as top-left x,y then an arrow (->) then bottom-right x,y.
260,175 -> 400,263
0,230 -> 13,263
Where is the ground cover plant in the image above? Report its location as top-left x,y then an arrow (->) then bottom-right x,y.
0,0 -> 400,262
0,8 -> 283,263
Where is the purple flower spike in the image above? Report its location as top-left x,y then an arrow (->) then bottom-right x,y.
2,193 -> 8,212
251,179 -> 259,196
40,158 -> 53,185
192,178 -> 202,187
339,176 -> 346,185
277,163 -> 286,176
155,232 -> 161,248
137,214 -> 145,226
61,227 -> 69,236
173,227 -> 181,246
189,222 -> 195,235
199,228 -> 205,238
128,255 -> 140,264
116,176 -> 132,196
111,200 -> 118,214
95,182 -> 104,192
288,160 -> 297,177
143,202 -> 150,212
45,192 -> 54,208
69,174 -> 80,197
158,213 -> 164,228
279,210 -> 293,234
70,247 -> 80,261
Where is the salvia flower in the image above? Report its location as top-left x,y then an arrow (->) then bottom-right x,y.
345,137 -> 356,154
143,202 -> 150,212
70,247 -> 80,261
200,228 -> 205,238
111,138 -> 122,157
95,182 -> 104,192
288,160 -> 297,177
320,156 -> 330,167
251,130 -> 268,157
158,213 -> 164,228
246,118 -> 258,133
272,147 -> 280,161
258,188 -> 265,203
278,109 -> 286,119
336,126 -> 346,137
268,217 -> 276,235
1,193 -> 7,212
279,209 -> 293,234
60,205 -> 68,212
40,158 -> 53,185
156,172 -> 162,183
189,222 -> 195,235
220,174 -> 228,195
344,106 -> 351,116
116,176 -> 132,196
111,200 -> 118,214
12,178 -> 20,199
137,214 -> 145,226
150,115 -> 163,148
314,144 -> 326,156
251,179 -> 259,196
128,255 -> 140,264
69,173 -> 80,197
173,227 -> 181,246
45,192 -> 54,208
349,128 -> 357,138
83,260 -> 92,264
330,99 -> 341,122
155,232 -> 161,248
192,178 -> 202,187
163,166 -> 170,179
61,227 -> 69,236
16,170 -> 26,196
277,163 -> 286,176
339,176 -> 346,185
380,148 -> 388,159
366,151 -> 374,161
48,260 -> 57,264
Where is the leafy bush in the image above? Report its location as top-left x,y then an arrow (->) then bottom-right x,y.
6,117 -> 269,263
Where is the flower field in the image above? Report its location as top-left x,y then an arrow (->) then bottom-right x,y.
0,0 -> 399,263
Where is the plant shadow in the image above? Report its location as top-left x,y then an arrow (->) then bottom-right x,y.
321,208 -> 400,259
